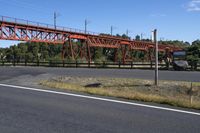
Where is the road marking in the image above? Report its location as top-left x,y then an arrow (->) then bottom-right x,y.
0,83 -> 200,116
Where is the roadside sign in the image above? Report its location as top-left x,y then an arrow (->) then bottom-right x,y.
173,51 -> 186,56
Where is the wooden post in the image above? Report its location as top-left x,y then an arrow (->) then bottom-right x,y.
153,29 -> 158,86
76,60 -> 78,68
131,62 -> 133,69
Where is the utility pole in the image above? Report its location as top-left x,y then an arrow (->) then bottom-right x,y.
126,29 -> 129,37
54,12 -> 56,29
152,29 -> 158,86
85,19 -> 87,34
126,29 -> 131,39
85,19 -> 91,34
54,12 -> 60,29
111,26 -> 113,36
111,26 -> 117,36
141,33 -> 145,40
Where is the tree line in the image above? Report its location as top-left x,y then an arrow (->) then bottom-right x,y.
0,35 -> 199,63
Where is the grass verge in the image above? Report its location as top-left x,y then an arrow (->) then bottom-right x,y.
40,77 -> 200,110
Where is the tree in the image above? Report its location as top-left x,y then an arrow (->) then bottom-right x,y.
116,34 -> 121,37
11,45 -> 22,62
121,34 -> 130,39
18,43 -> 28,61
135,35 -> 140,40
159,40 -> 190,47
26,52 -> 34,62
92,48 -> 106,62
186,40 -> 200,69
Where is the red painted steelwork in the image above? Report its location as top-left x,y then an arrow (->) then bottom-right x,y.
0,16 -> 182,63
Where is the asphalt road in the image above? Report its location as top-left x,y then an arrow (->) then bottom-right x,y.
0,85 -> 200,133
0,66 -> 200,133
0,66 -> 200,82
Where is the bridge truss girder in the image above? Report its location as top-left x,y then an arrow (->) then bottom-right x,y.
0,16 -> 183,64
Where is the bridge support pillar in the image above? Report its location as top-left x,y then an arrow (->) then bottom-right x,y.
122,49 -> 127,64
69,37 -> 75,60
120,45 -> 132,64
147,47 -> 155,62
114,49 -> 118,62
86,39 -> 91,63
164,49 -> 172,69
62,42 -> 66,61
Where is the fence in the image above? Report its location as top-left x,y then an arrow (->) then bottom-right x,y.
0,60 -> 165,69
0,60 -> 199,71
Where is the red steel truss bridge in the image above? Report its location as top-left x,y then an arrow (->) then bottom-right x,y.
0,16 -> 182,63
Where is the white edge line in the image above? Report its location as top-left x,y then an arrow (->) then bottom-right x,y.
0,83 -> 200,116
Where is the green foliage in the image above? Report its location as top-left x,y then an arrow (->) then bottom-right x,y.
135,35 -> 140,40
187,40 -> 200,63
93,48 -> 107,63
159,40 -> 190,48
26,52 -> 34,62
0,38 -> 199,63
121,34 -> 130,39
0,42 -> 62,62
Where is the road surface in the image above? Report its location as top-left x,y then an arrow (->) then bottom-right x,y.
0,84 -> 200,133
0,66 -> 200,133
0,66 -> 199,82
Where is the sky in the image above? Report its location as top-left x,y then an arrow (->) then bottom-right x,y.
0,0 -> 200,48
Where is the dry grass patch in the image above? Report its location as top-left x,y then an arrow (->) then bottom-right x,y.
40,77 -> 200,110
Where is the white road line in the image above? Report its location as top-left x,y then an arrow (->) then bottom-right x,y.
0,83 -> 200,116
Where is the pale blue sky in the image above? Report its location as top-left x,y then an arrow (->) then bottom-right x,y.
0,0 -> 200,47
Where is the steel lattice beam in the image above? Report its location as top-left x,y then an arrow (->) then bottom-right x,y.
0,16 -> 183,63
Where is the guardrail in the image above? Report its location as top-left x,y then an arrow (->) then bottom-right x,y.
0,15 -> 99,35
0,15 -> 138,41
